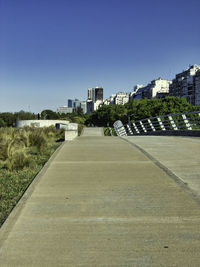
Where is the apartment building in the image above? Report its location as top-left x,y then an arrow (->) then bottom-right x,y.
169,64 -> 200,105
134,78 -> 171,100
195,70 -> 200,106
130,85 -> 144,100
114,92 -> 129,105
103,94 -> 116,105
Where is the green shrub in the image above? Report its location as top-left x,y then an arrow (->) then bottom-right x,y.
78,124 -> 85,136
29,130 -> 47,152
0,126 -> 63,226
104,127 -> 111,136
6,150 -> 32,171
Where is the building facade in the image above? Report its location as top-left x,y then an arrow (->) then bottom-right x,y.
103,94 -> 116,105
80,101 -> 87,114
67,99 -> 87,113
114,92 -> 129,105
57,106 -> 73,114
169,65 -> 200,105
195,70 -> 200,106
130,85 -> 144,100
68,99 -> 81,109
86,87 -> 103,113
134,78 -> 171,100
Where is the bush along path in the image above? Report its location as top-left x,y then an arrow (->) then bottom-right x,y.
0,126 -> 64,227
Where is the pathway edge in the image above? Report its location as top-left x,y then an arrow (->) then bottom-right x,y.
0,141 -> 66,247
121,136 -> 200,204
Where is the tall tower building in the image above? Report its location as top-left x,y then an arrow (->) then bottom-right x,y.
94,87 -> 103,101
88,88 -> 93,101
87,87 -> 103,113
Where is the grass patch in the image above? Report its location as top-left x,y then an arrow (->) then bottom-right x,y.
0,126 -> 64,227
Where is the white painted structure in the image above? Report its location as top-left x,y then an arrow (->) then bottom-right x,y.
16,120 -> 78,141
64,123 -> 78,141
16,120 -> 70,128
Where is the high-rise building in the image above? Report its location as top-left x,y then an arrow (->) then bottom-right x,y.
169,65 -> 200,105
86,87 -> 103,113
68,99 -> 81,108
67,99 -> 86,113
88,88 -> 93,101
94,87 -> 103,101
80,101 -> 87,114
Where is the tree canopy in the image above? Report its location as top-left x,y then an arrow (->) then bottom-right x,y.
125,97 -> 199,121
0,111 -> 37,127
86,97 -> 199,126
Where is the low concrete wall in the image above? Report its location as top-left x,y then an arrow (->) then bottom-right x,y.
130,130 -> 200,137
16,120 -> 69,128
16,119 -> 78,141
65,123 -> 78,141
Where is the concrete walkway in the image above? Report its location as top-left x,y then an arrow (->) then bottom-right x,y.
82,127 -> 103,136
0,129 -> 200,266
123,136 -> 200,197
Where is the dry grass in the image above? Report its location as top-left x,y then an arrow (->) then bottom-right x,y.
0,126 -> 64,226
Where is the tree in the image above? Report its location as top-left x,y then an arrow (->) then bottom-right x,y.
86,104 -> 127,126
74,107 -> 84,116
0,118 -> 6,127
41,110 -> 59,120
0,113 -> 15,127
125,97 -> 198,121
14,110 -> 37,121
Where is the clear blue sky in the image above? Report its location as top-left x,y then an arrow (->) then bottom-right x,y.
0,0 -> 200,113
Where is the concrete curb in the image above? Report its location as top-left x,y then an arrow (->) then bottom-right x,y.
120,136 -> 200,204
0,141 -> 66,246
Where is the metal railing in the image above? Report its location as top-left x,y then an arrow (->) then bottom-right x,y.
113,111 -> 200,136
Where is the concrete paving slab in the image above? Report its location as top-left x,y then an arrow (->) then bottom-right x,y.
0,134 -> 200,266
82,127 -> 103,136
123,136 -> 200,197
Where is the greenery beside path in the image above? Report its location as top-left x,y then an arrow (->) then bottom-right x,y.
104,127 -> 117,136
0,126 -> 64,227
86,97 -> 199,127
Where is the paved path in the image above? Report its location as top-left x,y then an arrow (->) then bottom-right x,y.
0,129 -> 200,266
82,127 -> 103,136
123,136 -> 200,197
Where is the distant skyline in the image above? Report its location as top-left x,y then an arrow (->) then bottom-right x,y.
0,0 -> 200,113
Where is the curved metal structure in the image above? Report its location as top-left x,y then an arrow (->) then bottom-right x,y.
114,111 -> 200,136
